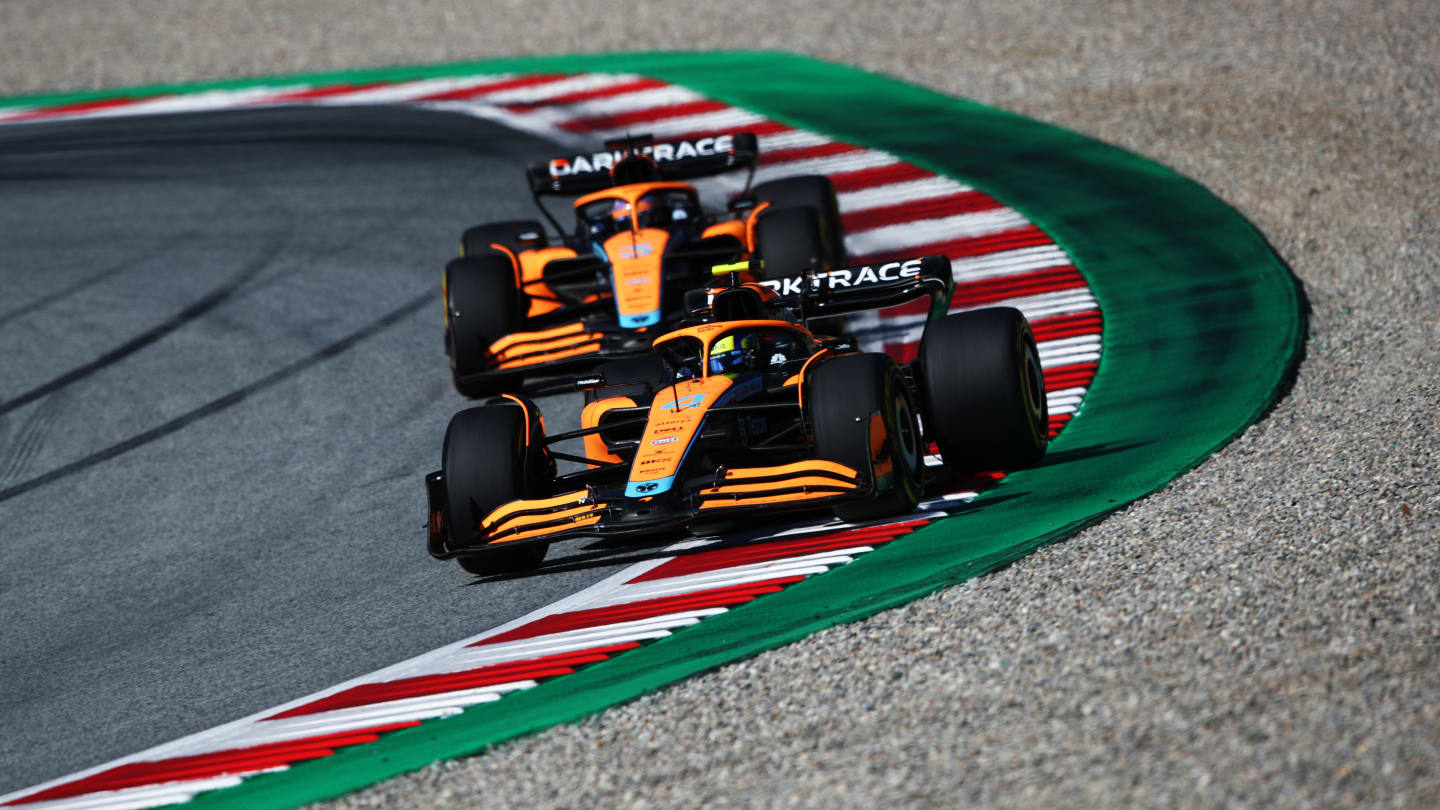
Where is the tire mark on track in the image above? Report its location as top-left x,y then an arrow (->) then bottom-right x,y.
0,233 -> 289,417
0,232 -> 204,330
0,290 -> 430,504
0,389 -> 72,483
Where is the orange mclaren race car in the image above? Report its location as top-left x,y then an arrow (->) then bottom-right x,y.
425,255 -> 1051,575
443,131 -> 847,397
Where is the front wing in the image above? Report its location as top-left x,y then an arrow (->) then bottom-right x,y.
453,317 -> 653,396
428,459 -> 867,560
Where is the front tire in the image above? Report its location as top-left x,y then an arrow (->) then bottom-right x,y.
442,404 -> 551,575
918,307 -> 1049,472
461,219 -> 546,257
809,353 -> 923,523
444,253 -> 522,397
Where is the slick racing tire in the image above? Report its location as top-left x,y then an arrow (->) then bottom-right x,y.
444,253 -> 522,397
750,174 -> 846,268
752,205 -> 829,281
918,307 -> 1049,472
461,219 -> 546,257
809,353 -> 923,523
442,404 -> 550,576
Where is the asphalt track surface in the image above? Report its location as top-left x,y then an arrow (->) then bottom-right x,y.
0,106 -> 640,791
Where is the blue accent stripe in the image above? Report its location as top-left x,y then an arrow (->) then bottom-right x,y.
625,475 -> 676,498
619,310 -> 661,328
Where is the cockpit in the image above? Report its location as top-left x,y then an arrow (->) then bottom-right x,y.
655,322 -> 815,382
575,185 -> 703,242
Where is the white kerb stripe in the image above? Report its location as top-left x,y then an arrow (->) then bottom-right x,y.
477,73 -> 644,104
12,775 -> 252,810
593,564 -> 837,605
583,107 -> 768,142
444,629 -> 677,671
528,84 -> 706,120
635,547 -> 879,586
754,149 -> 899,184
845,208 -> 1032,257
80,87 -> 311,118
309,75 -> 524,105
950,245 -> 1073,282
756,129 -> 833,153
837,176 -> 974,212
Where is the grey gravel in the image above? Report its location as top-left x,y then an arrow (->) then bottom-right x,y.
3,0 -> 1437,808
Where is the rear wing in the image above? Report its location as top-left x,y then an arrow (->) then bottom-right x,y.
760,255 -> 956,322
526,132 -> 759,195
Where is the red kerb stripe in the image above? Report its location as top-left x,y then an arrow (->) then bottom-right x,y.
882,266 -> 1087,319
663,119 -> 792,144
631,520 -> 927,583
473,577 -> 806,646
828,162 -> 936,191
250,82 -> 392,103
0,95 -> 156,123
1044,362 -> 1100,392
1030,311 -> 1104,343
2,723 -> 419,805
265,643 -> 642,720
561,100 -> 730,133
410,74 -> 572,102
852,225 -> 1053,265
761,140 -> 863,166
503,78 -> 670,110
842,191 -> 1002,233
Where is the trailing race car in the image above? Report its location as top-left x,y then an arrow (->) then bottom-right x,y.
443,131 -> 848,397
425,255 -> 1051,575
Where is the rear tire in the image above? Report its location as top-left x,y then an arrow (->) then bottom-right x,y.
918,307 -> 1048,472
445,253 -> 522,397
461,219 -> 546,256
442,404 -> 551,576
750,175 -> 846,267
808,353 -> 922,522
752,206 -> 828,281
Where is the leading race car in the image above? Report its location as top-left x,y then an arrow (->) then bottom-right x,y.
443,131 -> 848,397
425,255 -> 1051,576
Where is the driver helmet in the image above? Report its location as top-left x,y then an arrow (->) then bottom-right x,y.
709,332 -> 762,377
610,197 -> 654,231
